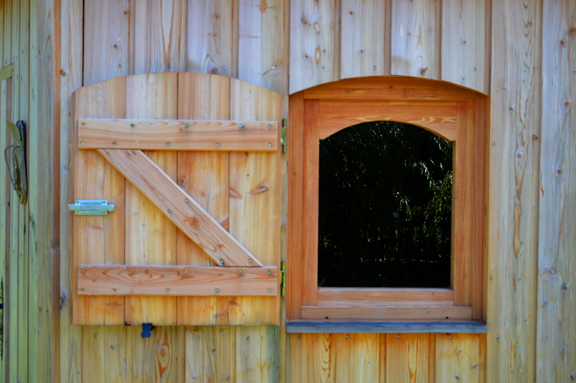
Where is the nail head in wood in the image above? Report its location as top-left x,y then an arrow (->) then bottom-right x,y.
215,288 -> 219,293
166,142 -> 171,146
267,270 -> 272,274
238,270 -> 243,274
166,288 -> 170,292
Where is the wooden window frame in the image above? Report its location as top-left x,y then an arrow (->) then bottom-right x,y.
287,77 -> 487,323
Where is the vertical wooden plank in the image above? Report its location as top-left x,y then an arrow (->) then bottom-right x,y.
83,0 -> 129,85
441,0 -> 490,94
286,333 -> 334,383
0,79 -> 7,383
333,334 -> 380,382
3,0 -> 10,67
236,327 -> 279,383
486,0 -> 541,382
133,0 -> 187,74
537,0 -> 576,381
286,93 -> 305,320
82,327 -> 127,383
126,326 -> 183,383
435,333 -> 482,383
289,0 -> 337,93
229,79 -> 281,325
124,72 -> 178,326
187,0 -> 237,77
385,333 -> 430,383
71,78 -> 126,325
60,0 -> 84,377
238,0 -> 284,92
186,326 -> 235,383
340,0 -> 389,79
176,72 -> 231,326
391,0 -> 440,79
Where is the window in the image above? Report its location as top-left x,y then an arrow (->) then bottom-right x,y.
287,77 -> 487,323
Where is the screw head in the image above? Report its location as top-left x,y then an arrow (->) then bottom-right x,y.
184,270 -> 188,274
130,123 -> 135,128
496,334 -> 500,339
397,335 -> 400,338
166,142 -> 171,146
268,288 -> 272,292
113,288 -> 116,292
94,333 -> 97,337
215,288 -> 219,293
106,152 -> 110,155
81,122 -> 86,126
271,65 -> 276,69
449,336 -> 452,339
248,259 -> 252,263
345,335 -> 348,338
220,259 -> 225,264
197,336 -> 200,339
216,142 -> 220,146
246,337 -> 250,341
223,66 -> 227,69
268,124 -> 272,128
185,198 -> 189,203
267,270 -> 272,274
268,143 -> 272,147
238,270 -> 243,274
166,288 -> 170,292
81,141 -> 86,145
130,271 -> 134,274
112,141 -> 117,145
373,66 -> 376,70
239,124 -> 244,128
185,123 -> 190,128
81,270 -> 86,274
167,209 -> 172,214
81,288 -> 85,292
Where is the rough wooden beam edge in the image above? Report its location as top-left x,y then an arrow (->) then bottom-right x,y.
0,64 -> 12,82
98,149 -> 263,267
286,320 -> 487,333
78,265 -> 278,296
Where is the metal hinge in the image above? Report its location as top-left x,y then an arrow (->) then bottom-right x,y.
68,200 -> 115,215
281,262 -> 286,296
281,119 -> 287,154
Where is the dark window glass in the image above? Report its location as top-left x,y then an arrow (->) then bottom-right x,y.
318,121 -> 453,288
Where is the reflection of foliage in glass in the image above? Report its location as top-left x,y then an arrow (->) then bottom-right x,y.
318,121 -> 453,288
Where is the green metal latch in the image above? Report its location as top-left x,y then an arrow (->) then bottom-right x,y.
4,120 -> 27,204
68,200 -> 115,215
281,262 -> 286,296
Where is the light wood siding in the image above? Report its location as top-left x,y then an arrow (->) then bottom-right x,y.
290,0 -> 491,94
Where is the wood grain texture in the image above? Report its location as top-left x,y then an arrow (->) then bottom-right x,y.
317,288 -> 454,307
301,306 -> 473,321
83,0 -> 129,86
537,0 -> 576,381
186,326 -> 235,382
124,72 -> 178,326
239,0 -> 284,92
287,333 -> 334,383
132,0 -> 187,74
176,72 -> 232,325
317,99 -> 458,140
126,326 -> 185,383
441,0 -> 490,94
71,78 -> 126,326
100,148 -> 262,267
229,79 -> 282,325
385,333 -> 430,383
289,0 -> 337,93
78,119 -> 279,151
486,0 -> 541,382
287,321 -> 487,334
236,327 -> 280,383
82,326 -> 127,383
391,0 -> 440,79
187,0 -> 236,77
435,333 -> 484,383
333,333 -> 379,382
78,265 -> 278,296
340,0 -> 389,79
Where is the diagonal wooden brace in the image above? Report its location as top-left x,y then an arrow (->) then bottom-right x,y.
99,148 -> 262,267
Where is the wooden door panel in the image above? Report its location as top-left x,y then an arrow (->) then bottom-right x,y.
71,73 -> 282,326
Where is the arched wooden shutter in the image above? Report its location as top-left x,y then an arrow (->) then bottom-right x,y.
70,73 -> 281,326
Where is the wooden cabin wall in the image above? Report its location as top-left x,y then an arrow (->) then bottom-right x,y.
4,0 -> 563,382
0,0 -> 57,382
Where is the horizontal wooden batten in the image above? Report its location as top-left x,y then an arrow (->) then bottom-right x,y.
317,100 -> 458,141
78,265 -> 278,296
301,306 -> 472,321
286,320 -> 487,334
99,149 -> 263,267
317,288 -> 454,307
78,119 -> 279,151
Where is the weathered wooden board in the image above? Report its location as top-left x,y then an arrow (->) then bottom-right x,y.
301,306 -> 473,321
78,119 -> 279,151
317,288 -> 454,307
77,265 -> 278,296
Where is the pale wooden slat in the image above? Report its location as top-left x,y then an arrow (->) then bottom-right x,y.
238,0 -> 283,92
317,288 -> 454,307
287,333 -> 334,383
132,0 -> 187,74
176,72 -> 232,325
537,1 -> 576,382
385,333 -> 430,383
100,148 -> 262,268
317,100 -> 458,140
340,0 -> 388,78
435,333 -> 483,383
391,0 -> 440,79
82,327 -> 127,382
441,0 -> 489,94
186,326 -> 235,382
301,306 -> 473,321
187,0 -> 236,77
235,327 -> 280,382
83,0 -> 129,86
78,119 -> 279,151
78,265 -> 278,296
71,77 -> 126,326
228,78 -> 282,325
289,0 -> 337,94
332,333 -> 380,382
485,1 -> 541,381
